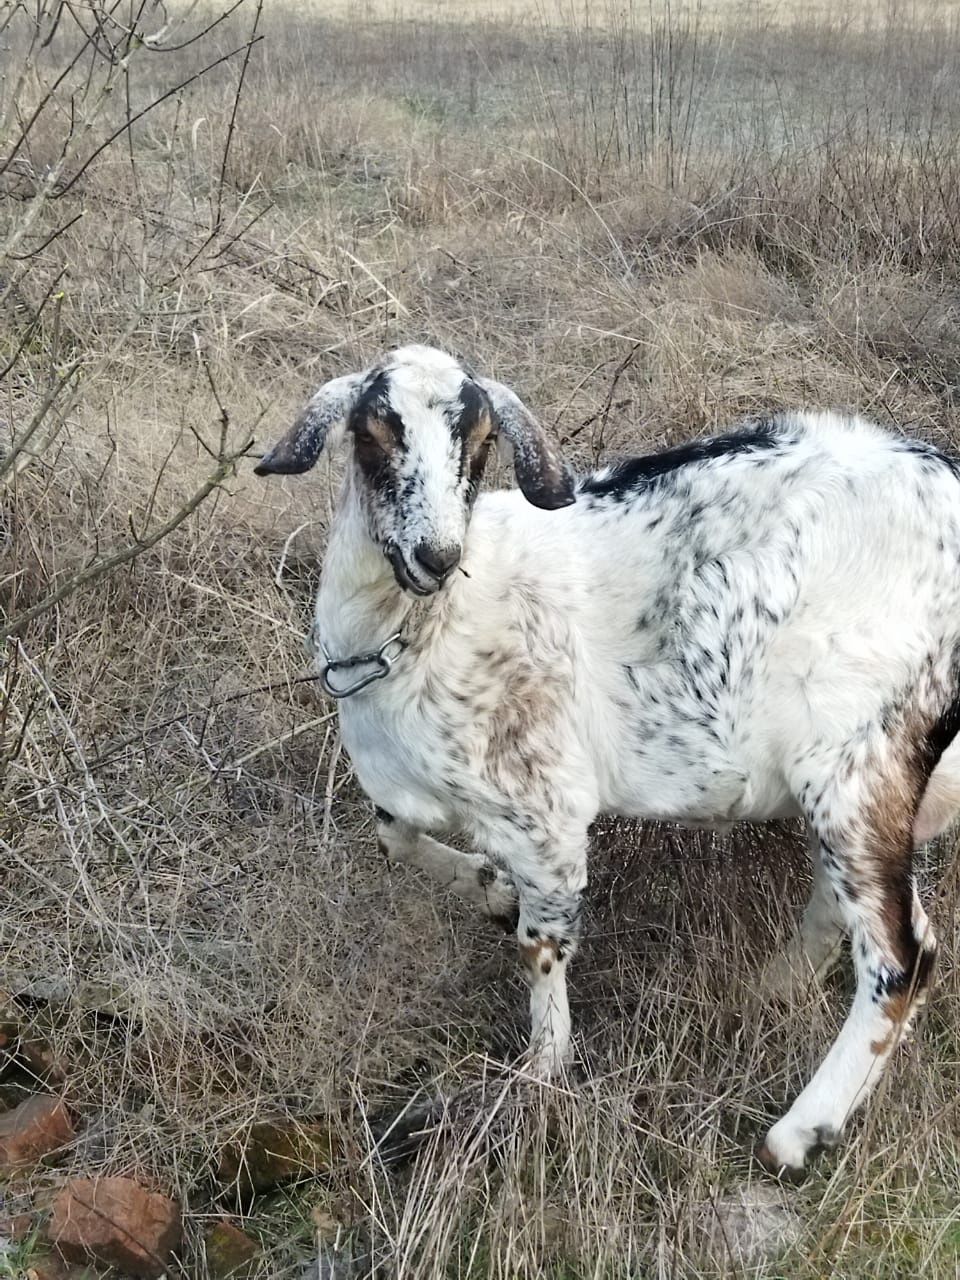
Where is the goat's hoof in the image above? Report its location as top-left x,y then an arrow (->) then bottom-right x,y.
754,1140 -> 807,1183
755,1122 -> 840,1181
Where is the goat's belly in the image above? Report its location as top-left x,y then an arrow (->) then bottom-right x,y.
654,794 -> 802,828
605,749 -> 795,824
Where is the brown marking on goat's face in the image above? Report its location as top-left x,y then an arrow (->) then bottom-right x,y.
464,405 -> 493,446
346,369 -> 406,493
363,415 -> 403,455
351,413 -> 404,490
461,406 -> 496,495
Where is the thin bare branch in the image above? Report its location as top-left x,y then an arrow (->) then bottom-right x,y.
1,437 -> 254,640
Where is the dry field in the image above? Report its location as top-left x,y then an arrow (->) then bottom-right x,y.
4,1 -> 960,1275
312,0 -> 960,30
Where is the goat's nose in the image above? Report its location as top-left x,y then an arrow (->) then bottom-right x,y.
414,541 -> 461,582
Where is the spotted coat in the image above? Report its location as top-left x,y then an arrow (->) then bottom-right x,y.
256,344 -> 960,1179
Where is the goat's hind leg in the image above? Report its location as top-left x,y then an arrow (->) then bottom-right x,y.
377,810 -> 518,929
758,753 -> 938,1177
757,826 -> 846,1002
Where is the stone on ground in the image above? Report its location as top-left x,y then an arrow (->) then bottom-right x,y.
217,1117 -> 338,1198
25,1252 -> 98,1280
0,990 -> 20,1052
19,1037 -> 66,1084
48,1176 -> 181,1279
205,1219 -> 260,1278
0,1095 -> 73,1172
693,1182 -> 802,1268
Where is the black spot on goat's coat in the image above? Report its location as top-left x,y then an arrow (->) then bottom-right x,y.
580,422 -> 782,502
450,380 -> 489,441
349,371 -> 406,443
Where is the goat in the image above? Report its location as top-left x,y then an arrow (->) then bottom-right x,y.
255,342 -> 960,1178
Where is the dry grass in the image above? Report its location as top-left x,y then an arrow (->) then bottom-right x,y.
4,1 -> 960,1275
307,0 -> 960,31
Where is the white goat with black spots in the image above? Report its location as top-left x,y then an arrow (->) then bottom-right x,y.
256,343 -> 960,1178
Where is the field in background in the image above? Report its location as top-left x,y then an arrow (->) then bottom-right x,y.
315,0 -> 960,29
4,1 -> 960,1275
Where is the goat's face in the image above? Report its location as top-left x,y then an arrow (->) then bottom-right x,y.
255,345 -> 575,596
346,352 -> 499,594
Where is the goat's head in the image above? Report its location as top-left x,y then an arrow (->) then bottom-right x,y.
255,345 -> 575,596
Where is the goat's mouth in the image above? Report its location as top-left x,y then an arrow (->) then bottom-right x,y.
384,542 -> 440,597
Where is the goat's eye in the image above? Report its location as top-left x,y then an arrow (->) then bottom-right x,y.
355,425 -> 385,451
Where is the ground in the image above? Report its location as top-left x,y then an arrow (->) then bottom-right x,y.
3,1 -> 960,1275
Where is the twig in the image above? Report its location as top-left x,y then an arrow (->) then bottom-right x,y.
215,0 -> 263,228
275,522 -> 313,588
5,210 -> 85,260
105,711 -> 338,820
85,671 -> 325,771
53,34 -> 265,200
0,358 -> 83,484
591,342 -> 642,464
0,269 -> 66,381
1,438 -> 254,641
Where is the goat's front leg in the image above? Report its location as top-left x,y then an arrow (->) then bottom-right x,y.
510,837 -> 588,1077
376,810 -> 518,930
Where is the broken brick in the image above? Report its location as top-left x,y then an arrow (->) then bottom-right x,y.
0,1095 -> 73,1172
48,1176 -> 181,1279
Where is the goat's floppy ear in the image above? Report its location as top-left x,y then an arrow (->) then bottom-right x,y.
477,377 -> 576,509
254,373 -> 364,476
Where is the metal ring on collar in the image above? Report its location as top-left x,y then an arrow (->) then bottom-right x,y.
319,632 -> 405,699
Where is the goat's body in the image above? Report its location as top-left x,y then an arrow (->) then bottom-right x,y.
328,412 -> 960,846
260,346 -> 959,1178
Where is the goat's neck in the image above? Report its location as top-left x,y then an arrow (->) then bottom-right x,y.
315,475 -> 415,661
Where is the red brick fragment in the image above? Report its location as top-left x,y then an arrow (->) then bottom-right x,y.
48,1176 -> 181,1279
0,1095 -> 73,1172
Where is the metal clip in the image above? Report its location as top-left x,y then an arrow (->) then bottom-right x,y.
319,632 -> 405,699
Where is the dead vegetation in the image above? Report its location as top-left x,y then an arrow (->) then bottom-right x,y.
3,1 -> 960,1275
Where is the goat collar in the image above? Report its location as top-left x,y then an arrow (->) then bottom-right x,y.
318,631 -> 407,699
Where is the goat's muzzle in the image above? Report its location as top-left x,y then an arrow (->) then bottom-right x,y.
413,540 -> 461,584
385,542 -> 446,597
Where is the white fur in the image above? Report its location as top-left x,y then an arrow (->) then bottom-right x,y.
262,345 -> 960,1177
